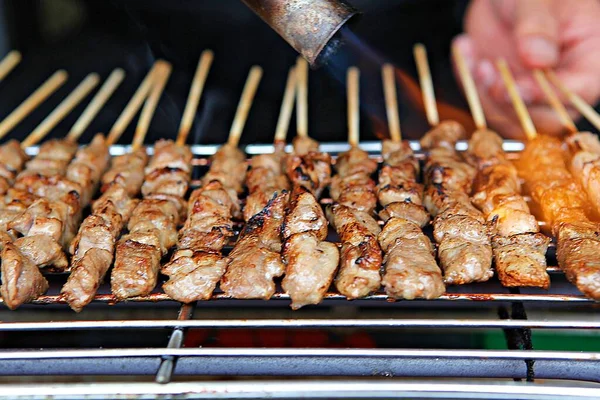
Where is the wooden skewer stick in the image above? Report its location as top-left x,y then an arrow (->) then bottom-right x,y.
382,63 -> 402,142
295,57 -> 309,138
66,68 -> 126,142
0,50 -> 22,82
274,66 -> 297,143
106,62 -> 161,146
546,70 -> 600,133
533,70 -> 577,134
21,73 -> 100,148
347,66 -> 360,147
0,70 -> 68,140
452,45 -> 486,130
413,43 -> 439,127
228,66 -> 263,147
131,60 -> 173,151
176,50 -> 214,147
496,59 -> 537,141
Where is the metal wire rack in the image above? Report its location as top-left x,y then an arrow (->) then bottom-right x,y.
0,140 -> 599,399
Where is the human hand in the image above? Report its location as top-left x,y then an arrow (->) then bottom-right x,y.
453,0 -> 600,138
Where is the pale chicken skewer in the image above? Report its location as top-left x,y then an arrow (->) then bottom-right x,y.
453,49 -> 550,288
376,64 -> 444,299
498,61 -> 600,300
62,61 -> 172,311
326,67 -> 382,299
415,44 -> 493,285
0,72 -> 118,310
279,61 -> 339,309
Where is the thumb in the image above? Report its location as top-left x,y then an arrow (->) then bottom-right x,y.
513,0 -> 559,68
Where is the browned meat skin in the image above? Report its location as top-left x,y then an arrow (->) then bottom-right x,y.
281,185 -> 339,309
467,129 -> 550,288
518,136 -> 600,299
16,139 -> 78,180
286,140 -> 332,199
111,141 -> 191,300
244,142 -> 290,221
327,204 -> 382,299
202,143 -> 247,195
330,147 -> 378,214
0,242 -> 49,310
63,156 -> 147,312
65,134 -> 111,206
377,140 -> 444,300
565,132 -> 600,216
421,121 -> 493,285
0,140 -> 29,195
221,192 -> 288,299
161,141 -> 245,303
101,148 -> 149,197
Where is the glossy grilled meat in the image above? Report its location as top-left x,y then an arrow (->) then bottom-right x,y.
421,122 -> 493,285
221,191 -> 288,300
377,140 -> 444,299
0,140 -> 29,195
566,132 -> 600,216
327,204 -> 382,299
330,146 -> 378,214
468,129 -> 550,288
291,136 -> 319,156
16,139 -> 78,180
244,142 -> 289,221
65,134 -> 111,206
101,148 -> 149,197
282,185 -> 339,309
285,151 -> 332,199
518,135 -> 600,299
162,141 -> 244,303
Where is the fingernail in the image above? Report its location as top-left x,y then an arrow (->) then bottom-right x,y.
453,35 -> 475,71
520,37 -> 559,66
476,59 -> 497,89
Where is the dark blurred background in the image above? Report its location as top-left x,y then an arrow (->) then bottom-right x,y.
0,0 -> 473,145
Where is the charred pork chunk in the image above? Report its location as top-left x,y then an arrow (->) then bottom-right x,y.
517,135 -> 600,300
221,191 -> 288,300
281,185 -> 339,309
327,144 -> 381,299
162,142 -> 246,303
377,140 -> 444,299
467,129 -> 550,288
565,132 -> 600,215
62,149 -> 148,312
421,121 -> 493,285
285,137 -> 331,199
111,140 -> 192,300
0,140 -> 29,195
244,141 -> 289,221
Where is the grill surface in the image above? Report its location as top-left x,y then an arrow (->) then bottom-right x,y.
0,140 -> 599,399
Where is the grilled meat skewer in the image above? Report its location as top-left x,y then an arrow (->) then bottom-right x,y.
467,129 -> 550,288
421,121 -> 493,285
377,140 -> 444,299
0,140 -> 29,195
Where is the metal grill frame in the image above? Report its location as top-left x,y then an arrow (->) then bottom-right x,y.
0,140 -> 599,399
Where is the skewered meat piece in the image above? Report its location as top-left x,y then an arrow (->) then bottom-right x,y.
517,135 -> 600,299
112,141 -> 191,300
565,132 -> 600,215
327,203 -> 382,299
62,152 -> 147,312
162,140 -> 244,303
65,134 -> 111,206
421,121 -> 493,285
0,140 -> 29,195
101,148 -> 149,196
377,140 -> 444,299
221,191 -> 288,300
468,129 -> 550,288
16,139 -> 78,181
162,181 -> 236,303
244,141 -> 290,221
285,145 -> 332,199
0,243 -> 49,310
202,143 -> 247,195
330,146 -> 378,214
281,185 -> 339,309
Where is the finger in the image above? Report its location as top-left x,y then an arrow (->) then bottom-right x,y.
514,0 -> 559,68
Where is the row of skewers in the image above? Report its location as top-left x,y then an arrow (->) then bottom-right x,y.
0,46 -> 599,312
